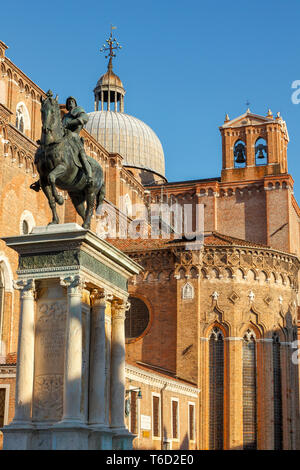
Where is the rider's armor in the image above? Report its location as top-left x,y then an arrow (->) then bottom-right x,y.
62,105 -> 93,184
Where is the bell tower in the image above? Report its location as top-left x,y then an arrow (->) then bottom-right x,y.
219,109 -> 289,183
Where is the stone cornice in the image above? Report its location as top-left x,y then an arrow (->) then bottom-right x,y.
81,128 -> 109,160
0,103 -> 13,124
4,57 -> 45,97
0,365 -> 16,376
120,167 -> 144,198
202,244 -> 299,274
7,123 -> 38,155
125,364 -> 200,398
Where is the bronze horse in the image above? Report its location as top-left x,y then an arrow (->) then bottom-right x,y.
31,91 -> 105,229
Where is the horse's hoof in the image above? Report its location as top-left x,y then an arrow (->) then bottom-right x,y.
48,221 -> 59,226
56,195 -> 64,205
83,222 -> 90,229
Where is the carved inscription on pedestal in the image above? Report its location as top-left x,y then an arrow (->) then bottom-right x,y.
33,295 -> 67,422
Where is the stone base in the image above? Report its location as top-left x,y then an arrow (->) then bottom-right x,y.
2,423 -> 132,450
2,425 -> 33,450
52,425 -> 89,450
111,428 -> 135,450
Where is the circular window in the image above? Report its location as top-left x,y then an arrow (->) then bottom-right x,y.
22,220 -> 29,235
125,297 -> 150,340
19,210 -> 35,235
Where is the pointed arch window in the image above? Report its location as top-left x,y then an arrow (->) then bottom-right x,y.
243,329 -> 257,450
234,140 -> 246,168
255,138 -> 268,166
15,102 -> 30,134
273,333 -> 283,450
209,327 -> 224,449
0,270 -> 4,358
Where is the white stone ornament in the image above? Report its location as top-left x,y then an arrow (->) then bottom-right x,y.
212,291 -> 219,301
279,296 -> 283,305
248,291 -> 255,303
182,283 -> 194,300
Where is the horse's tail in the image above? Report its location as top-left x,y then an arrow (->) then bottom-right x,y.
96,182 -> 106,209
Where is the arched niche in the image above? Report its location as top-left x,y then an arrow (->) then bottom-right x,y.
234,140 -> 246,168
255,137 -> 268,166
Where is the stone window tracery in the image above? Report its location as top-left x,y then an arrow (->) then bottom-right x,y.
243,329 -> 257,450
273,333 -> 283,450
209,327 -> 224,449
125,296 -> 150,340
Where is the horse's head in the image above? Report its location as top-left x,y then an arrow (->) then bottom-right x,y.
40,91 -> 63,145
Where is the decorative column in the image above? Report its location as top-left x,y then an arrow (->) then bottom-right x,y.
107,86 -> 111,111
110,299 -> 128,430
89,289 -> 111,426
105,303 -> 112,426
110,299 -> 134,449
59,275 -> 84,424
12,279 -> 35,425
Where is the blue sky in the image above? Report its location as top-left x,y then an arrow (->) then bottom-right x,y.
2,0 -> 300,199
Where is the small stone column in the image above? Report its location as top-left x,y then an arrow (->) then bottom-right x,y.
89,289 -> 110,426
105,309 -> 112,426
13,279 -> 35,425
110,299 -> 134,449
60,275 -> 84,424
110,299 -> 128,430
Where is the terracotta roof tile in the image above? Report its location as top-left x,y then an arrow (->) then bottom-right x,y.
107,231 -> 269,253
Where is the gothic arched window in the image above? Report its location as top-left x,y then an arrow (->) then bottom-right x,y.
209,327 -> 224,450
234,140 -> 246,168
0,270 -> 4,358
255,137 -> 268,166
15,102 -> 30,134
273,333 -> 283,450
243,329 -> 257,450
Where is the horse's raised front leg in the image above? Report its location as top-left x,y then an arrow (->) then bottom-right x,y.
41,181 -> 60,225
48,164 -> 66,205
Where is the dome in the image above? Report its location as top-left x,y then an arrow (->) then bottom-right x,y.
96,70 -> 123,89
85,111 -> 165,177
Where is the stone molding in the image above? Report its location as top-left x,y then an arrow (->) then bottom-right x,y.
125,364 -> 200,398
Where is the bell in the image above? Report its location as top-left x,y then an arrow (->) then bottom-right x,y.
257,148 -> 265,159
235,149 -> 246,163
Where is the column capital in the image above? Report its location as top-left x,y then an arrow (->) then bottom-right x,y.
111,299 -> 130,320
13,278 -> 35,298
90,288 -> 113,307
60,275 -> 85,295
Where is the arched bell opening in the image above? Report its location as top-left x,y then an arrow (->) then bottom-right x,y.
255,137 -> 268,166
234,140 -> 246,168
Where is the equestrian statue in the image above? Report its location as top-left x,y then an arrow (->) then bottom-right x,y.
30,90 -> 105,229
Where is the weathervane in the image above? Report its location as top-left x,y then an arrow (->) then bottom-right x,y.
100,25 -> 122,67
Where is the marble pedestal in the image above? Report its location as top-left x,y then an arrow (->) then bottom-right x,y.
1,224 -> 141,450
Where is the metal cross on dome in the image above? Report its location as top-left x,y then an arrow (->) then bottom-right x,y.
100,25 -> 122,61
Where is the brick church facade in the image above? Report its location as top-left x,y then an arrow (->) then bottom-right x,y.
0,37 -> 299,449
